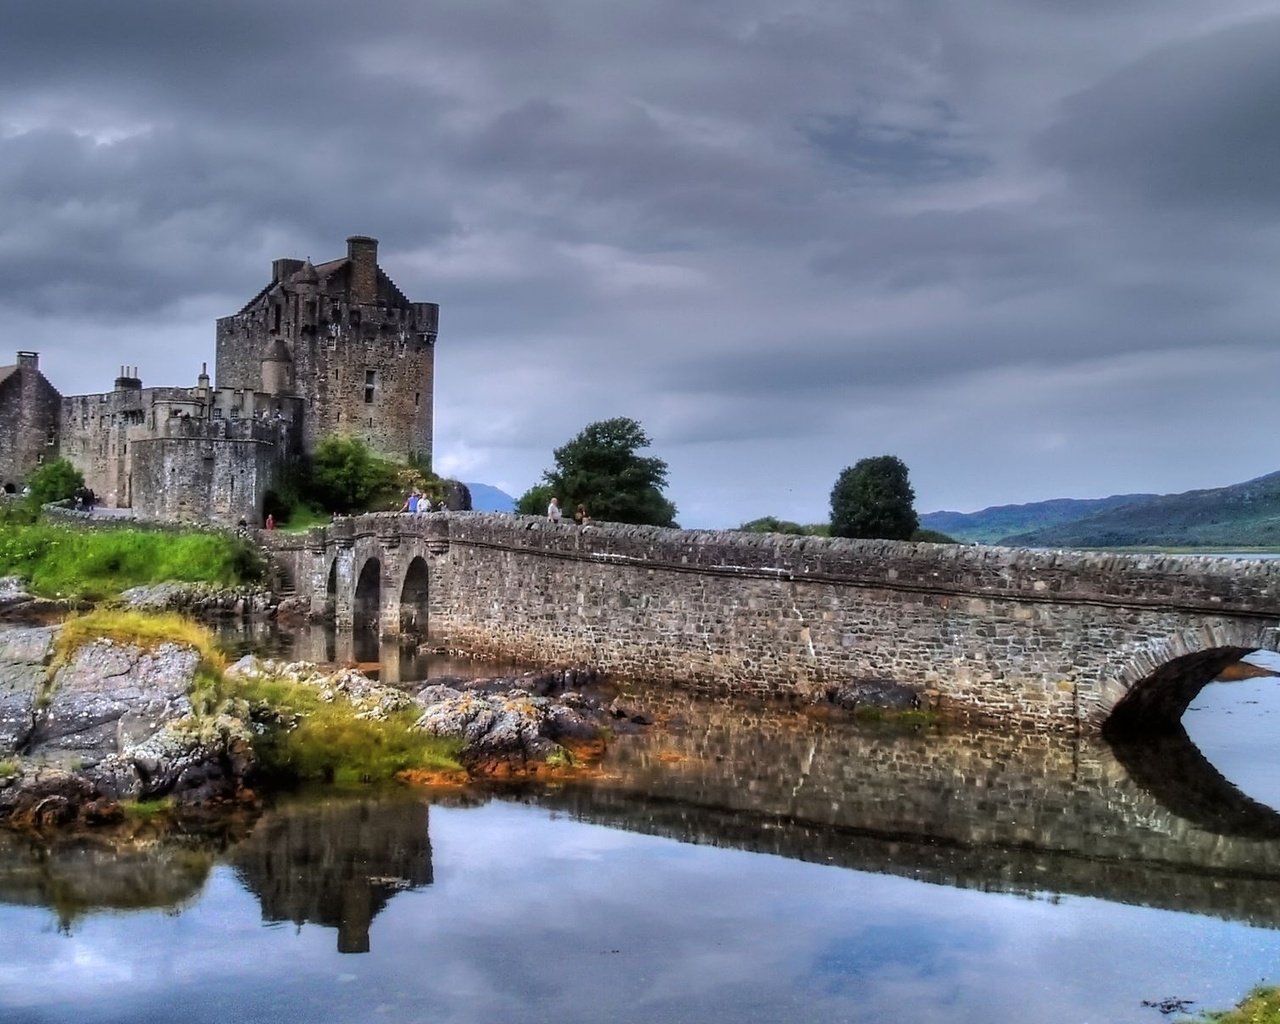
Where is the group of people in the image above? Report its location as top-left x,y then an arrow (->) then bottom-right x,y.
400,490 -> 442,514
546,497 -> 590,526
72,485 -> 97,511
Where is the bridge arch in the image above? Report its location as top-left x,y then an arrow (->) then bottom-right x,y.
1097,618 -> 1278,735
399,556 -> 430,636
353,557 -> 382,632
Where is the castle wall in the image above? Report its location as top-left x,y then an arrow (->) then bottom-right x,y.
14,234 -> 436,520
59,381 -> 302,522
0,354 -> 62,491
130,424 -> 289,523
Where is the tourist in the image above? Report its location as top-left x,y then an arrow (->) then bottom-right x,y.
265,513 -> 275,530
574,504 -> 590,526
401,491 -> 420,514
547,496 -> 562,523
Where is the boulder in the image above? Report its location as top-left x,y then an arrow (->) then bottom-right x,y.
28,639 -> 197,768
826,679 -> 922,712
0,626 -> 56,754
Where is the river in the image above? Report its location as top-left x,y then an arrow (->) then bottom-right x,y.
2,624 -> 1279,1024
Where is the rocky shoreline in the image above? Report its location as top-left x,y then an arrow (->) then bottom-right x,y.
0,615 -> 628,831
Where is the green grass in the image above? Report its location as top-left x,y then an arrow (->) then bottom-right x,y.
1188,985 -> 1280,1023
226,674 -> 463,784
53,610 -> 464,786
277,504 -> 332,532
0,759 -> 17,781
122,797 -> 175,819
0,522 -> 263,600
57,609 -> 225,665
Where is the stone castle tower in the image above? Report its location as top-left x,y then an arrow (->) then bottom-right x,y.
214,236 -> 439,464
1,234 -> 440,524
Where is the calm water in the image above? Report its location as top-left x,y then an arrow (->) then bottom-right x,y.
3,627 -> 1280,1024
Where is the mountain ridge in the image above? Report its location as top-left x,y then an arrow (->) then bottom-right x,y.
921,471 -> 1280,548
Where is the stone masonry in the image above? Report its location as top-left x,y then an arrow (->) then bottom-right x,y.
3,235 -> 439,523
262,512 -> 1280,734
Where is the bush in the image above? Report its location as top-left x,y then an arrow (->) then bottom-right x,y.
26,459 -> 84,507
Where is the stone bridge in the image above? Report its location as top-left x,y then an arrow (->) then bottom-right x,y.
261,512 -> 1280,734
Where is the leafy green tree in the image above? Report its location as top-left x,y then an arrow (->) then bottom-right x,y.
830,455 -> 919,540
516,482 -> 554,517
27,458 -> 84,506
737,516 -> 824,536
303,436 -> 400,514
521,417 -> 677,527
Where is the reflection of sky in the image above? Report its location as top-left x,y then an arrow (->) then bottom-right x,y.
1186,650 -> 1280,809
1,800 -> 1279,1024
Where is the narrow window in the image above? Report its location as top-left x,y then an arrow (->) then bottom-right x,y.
414,392 -> 420,407
273,304 -> 282,332
364,370 -> 376,404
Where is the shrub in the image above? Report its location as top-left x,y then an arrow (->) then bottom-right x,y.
26,459 -> 84,507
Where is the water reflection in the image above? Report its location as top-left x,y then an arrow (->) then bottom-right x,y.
6,682 -> 1280,935
0,819 -> 247,930
6,685 -> 1280,1024
214,619 -> 527,684
227,791 -> 433,953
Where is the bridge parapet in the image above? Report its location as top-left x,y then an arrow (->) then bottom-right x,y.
279,512 -> 1280,733
437,513 -> 1280,617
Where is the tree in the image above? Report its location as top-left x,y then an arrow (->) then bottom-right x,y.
736,516 -> 826,536
516,482 -> 554,517
26,458 -> 84,507
519,417 -> 677,527
830,455 -> 918,540
303,436 -> 400,514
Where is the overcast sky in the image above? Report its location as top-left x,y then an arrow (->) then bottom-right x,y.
3,1 -> 1279,527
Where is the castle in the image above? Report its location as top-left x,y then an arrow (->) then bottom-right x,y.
0,236 -> 438,523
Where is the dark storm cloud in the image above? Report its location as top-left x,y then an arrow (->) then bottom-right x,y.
2,0 -> 1278,524
1038,15 -> 1280,210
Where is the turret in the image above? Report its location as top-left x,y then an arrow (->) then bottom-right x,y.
261,338 -> 294,395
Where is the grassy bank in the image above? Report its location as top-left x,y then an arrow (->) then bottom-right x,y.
223,674 -> 464,784
0,521 -> 263,600
1188,985 -> 1280,1022
54,609 -> 463,785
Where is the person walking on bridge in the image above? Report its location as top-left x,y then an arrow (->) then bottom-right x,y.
547,497 -> 562,523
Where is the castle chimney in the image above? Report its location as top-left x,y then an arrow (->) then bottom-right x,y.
272,258 -> 304,283
346,235 -> 378,304
16,351 -> 37,370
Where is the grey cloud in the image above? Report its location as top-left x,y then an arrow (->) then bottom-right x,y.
1,0 -> 1278,525
1038,15 -> 1280,210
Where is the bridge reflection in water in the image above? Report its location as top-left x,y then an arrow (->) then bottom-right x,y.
4,685 -> 1280,945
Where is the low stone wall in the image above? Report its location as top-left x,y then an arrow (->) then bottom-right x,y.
273,513 -> 1280,732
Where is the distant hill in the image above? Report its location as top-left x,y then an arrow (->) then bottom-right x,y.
1002,471 -> 1280,548
920,494 -> 1154,545
465,482 -> 516,513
